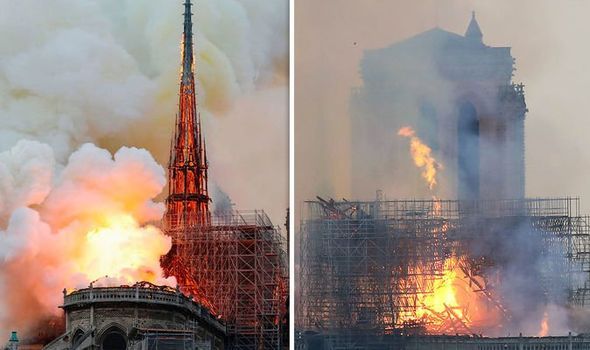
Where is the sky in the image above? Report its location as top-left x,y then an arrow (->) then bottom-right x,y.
295,0 -> 590,213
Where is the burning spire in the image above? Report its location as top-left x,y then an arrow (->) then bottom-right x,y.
165,0 -> 211,230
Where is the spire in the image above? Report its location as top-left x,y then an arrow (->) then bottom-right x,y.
164,0 -> 210,230
182,0 -> 194,84
465,11 -> 483,44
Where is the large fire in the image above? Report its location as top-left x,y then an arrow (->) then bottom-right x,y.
0,141 -> 173,335
396,257 -> 503,334
397,126 -> 503,335
80,214 -> 171,285
396,124 -> 565,336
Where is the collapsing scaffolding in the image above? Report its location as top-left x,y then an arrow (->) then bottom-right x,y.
298,197 -> 590,347
164,210 -> 289,350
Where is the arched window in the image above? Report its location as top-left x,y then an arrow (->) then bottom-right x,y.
72,329 -> 85,349
100,327 -> 127,350
457,101 -> 480,199
418,101 -> 439,152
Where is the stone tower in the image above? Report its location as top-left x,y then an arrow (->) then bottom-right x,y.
350,13 -> 527,200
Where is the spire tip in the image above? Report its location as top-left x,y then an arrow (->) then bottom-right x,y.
465,10 -> 483,44
181,0 -> 194,83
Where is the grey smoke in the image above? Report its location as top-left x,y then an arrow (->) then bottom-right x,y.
211,183 -> 234,217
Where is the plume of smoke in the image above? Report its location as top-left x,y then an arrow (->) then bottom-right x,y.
211,183 -> 234,218
0,140 -> 172,337
0,0 -> 288,220
465,218 -> 576,336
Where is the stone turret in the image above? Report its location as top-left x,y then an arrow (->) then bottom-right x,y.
465,11 -> 483,44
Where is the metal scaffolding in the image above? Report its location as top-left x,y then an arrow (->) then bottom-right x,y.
298,197 -> 590,345
164,210 -> 288,350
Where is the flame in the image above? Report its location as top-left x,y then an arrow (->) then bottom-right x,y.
395,126 -> 506,335
538,310 -> 549,336
0,142 -> 174,334
417,259 -> 463,317
396,256 -> 503,334
397,126 -> 442,190
77,214 -> 172,286
431,196 -> 442,217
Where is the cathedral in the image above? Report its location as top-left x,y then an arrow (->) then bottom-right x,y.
350,13 -> 527,200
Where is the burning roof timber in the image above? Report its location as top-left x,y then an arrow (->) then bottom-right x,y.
298,197 -> 590,338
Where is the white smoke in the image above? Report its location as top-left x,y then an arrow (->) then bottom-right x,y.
0,140 -> 172,336
0,0 -> 288,179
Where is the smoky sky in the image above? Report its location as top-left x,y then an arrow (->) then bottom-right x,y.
295,0 -> 590,210
0,0 -> 288,229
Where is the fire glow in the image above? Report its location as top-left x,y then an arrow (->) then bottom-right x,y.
81,214 -> 171,284
0,142 -> 173,334
397,126 -> 442,190
397,126 -> 503,335
396,125 -> 564,336
396,257 -> 503,334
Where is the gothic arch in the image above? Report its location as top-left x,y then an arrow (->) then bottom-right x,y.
456,100 -> 480,199
98,324 -> 127,350
71,328 -> 86,349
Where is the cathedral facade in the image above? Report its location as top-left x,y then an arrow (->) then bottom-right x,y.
350,13 -> 527,200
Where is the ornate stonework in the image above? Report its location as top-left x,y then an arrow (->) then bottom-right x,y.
350,14 -> 527,200
43,282 -> 226,350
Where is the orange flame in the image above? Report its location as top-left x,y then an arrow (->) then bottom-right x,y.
538,310 -> 549,336
396,126 -> 505,334
397,256 -> 503,334
431,196 -> 443,217
0,143 -> 174,335
78,214 -> 172,285
398,126 -> 442,190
